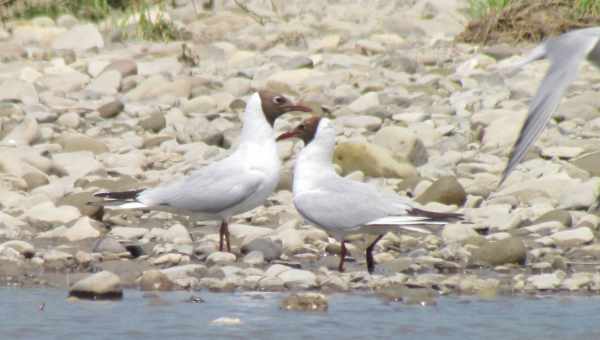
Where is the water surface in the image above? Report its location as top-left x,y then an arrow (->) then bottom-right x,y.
0,288 -> 598,339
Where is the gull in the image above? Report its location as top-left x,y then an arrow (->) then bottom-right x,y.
94,91 -> 311,252
500,27 -> 600,185
277,117 -> 463,273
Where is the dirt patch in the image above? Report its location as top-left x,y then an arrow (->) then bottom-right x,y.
457,0 -> 600,45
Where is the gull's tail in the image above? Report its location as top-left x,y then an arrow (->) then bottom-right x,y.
364,208 -> 464,234
90,189 -> 148,209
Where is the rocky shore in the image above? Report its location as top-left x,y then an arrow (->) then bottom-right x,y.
2,0 -> 600,304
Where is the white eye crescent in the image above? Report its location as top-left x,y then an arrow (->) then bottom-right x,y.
273,96 -> 286,105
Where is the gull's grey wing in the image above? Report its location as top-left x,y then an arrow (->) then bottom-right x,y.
138,160 -> 264,214
500,32 -> 600,185
293,177 -> 410,231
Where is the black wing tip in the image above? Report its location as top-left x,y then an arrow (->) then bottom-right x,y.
408,207 -> 464,223
94,189 -> 145,200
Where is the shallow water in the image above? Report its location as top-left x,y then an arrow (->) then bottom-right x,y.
0,288 -> 598,340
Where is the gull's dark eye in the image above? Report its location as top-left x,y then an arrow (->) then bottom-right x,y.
273,96 -> 286,105
298,124 -> 305,130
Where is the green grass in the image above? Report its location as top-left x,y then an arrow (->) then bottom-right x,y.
17,0 -> 120,21
467,0 -> 511,18
577,0 -> 600,16
9,0 -> 183,41
119,1 -> 182,41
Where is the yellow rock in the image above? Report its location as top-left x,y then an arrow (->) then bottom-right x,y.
333,142 -> 417,178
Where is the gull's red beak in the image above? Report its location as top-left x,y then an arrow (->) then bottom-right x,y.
276,130 -> 298,141
282,102 -> 312,113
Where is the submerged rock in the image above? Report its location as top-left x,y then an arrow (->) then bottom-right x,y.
140,270 -> 176,291
280,293 -> 328,312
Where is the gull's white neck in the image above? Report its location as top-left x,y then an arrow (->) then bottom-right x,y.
238,93 -> 275,145
233,93 -> 279,172
293,119 -> 337,193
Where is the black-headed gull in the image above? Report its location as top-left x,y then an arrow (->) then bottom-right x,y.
500,27 -> 600,184
278,117 -> 463,273
94,91 -> 311,252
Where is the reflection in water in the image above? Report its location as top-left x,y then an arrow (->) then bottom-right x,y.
0,288 -> 599,340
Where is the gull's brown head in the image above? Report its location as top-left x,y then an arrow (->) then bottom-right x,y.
276,116 -> 322,145
258,90 -> 312,126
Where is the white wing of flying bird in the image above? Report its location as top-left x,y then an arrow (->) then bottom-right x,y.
499,27 -> 600,185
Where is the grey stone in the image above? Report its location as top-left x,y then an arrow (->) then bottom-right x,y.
241,238 -> 282,261
242,251 -> 265,266
93,238 -> 128,254
140,112 -> 166,132
98,100 -> 124,118
470,237 -> 527,266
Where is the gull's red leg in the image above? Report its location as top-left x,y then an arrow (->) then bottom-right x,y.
218,220 -> 227,252
224,222 -> 231,252
338,240 -> 347,272
366,234 -> 384,274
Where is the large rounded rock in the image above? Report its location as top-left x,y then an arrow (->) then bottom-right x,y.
278,269 -> 318,289
373,126 -> 428,166
347,92 -> 380,115
572,151 -> 600,177
416,176 -> 466,206
469,237 -> 527,266
334,143 -> 417,179
550,227 -> 594,248
532,210 -> 572,227
69,271 -> 123,300
280,293 -> 328,312
64,216 -> 101,242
